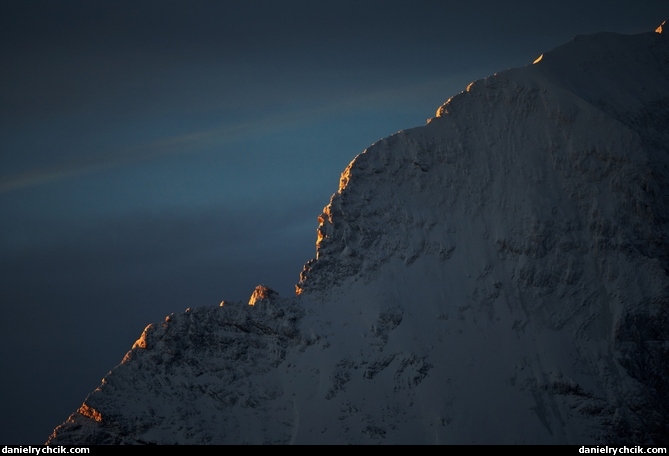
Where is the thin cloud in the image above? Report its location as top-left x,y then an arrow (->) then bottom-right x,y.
0,75 -> 463,193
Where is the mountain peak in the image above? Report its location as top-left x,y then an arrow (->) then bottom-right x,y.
248,284 -> 280,305
48,28 -> 669,445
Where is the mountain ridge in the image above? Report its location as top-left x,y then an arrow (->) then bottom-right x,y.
48,24 -> 669,444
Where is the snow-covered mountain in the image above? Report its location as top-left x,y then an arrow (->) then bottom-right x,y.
48,23 -> 669,444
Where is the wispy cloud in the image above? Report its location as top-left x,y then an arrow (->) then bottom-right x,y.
0,76 -> 462,193
0,120 -> 257,193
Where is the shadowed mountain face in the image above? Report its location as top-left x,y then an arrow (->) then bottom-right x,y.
48,25 -> 669,444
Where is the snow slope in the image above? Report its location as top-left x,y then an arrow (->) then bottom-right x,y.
48,24 -> 669,444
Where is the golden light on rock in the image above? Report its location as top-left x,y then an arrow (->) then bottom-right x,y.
78,403 -> 103,423
131,324 -> 153,349
248,284 -> 277,305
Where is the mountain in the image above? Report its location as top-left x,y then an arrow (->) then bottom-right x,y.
47,23 -> 669,444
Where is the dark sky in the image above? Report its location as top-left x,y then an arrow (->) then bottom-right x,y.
0,0 -> 666,444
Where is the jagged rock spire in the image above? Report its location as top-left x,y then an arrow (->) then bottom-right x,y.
248,284 -> 279,305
